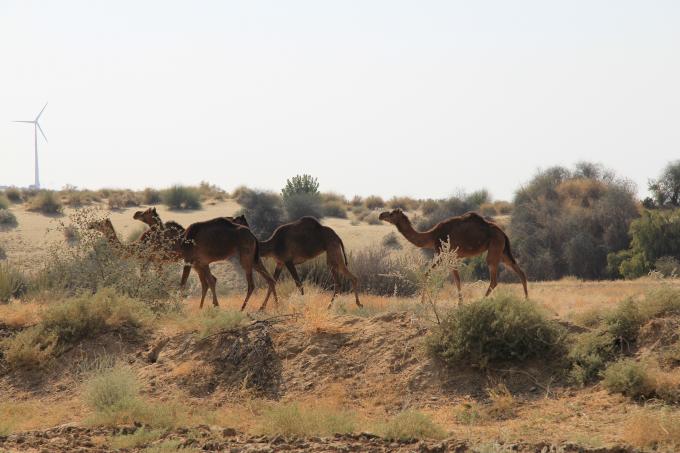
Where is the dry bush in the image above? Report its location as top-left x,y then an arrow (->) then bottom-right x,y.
142,187 -> 161,204
3,188 -> 22,203
256,402 -> 356,437
622,408 -> 680,450
388,196 -> 419,211
364,211 -> 381,225
109,427 -> 163,450
0,209 -> 17,228
0,194 -> 8,210
350,195 -> 363,206
322,200 -> 348,218
321,192 -> 347,204
107,190 -> 142,210
0,301 -> 41,328
603,359 -> 680,403
494,200 -> 513,215
28,190 -> 62,214
0,262 -> 28,302
193,306 -> 248,339
479,202 -> 497,216
2,289 -> 152,369
382,232 -> 401,249
377,410 -> 446,441
63,225 -> 79,244
364,195 -> 385,210
420,199 -> 439,216
198,181 -> 225,200
485,383 -> 517,420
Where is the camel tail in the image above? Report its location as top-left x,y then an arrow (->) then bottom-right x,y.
339,239 -> 349,266
502,233 -> 517,264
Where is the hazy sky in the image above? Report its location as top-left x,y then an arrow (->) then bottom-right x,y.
1,1 -> 679,201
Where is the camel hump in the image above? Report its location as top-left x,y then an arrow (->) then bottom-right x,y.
460,211 -> 488,223
296,216 -> 323,227
165,220 -> 185,231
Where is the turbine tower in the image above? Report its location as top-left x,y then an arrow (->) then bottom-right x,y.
13,103 -> 48,189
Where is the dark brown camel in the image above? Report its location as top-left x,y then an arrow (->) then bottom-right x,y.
132,207 -> 185,262
179,217 -> 278,310
379,209 -> 528,300
243,216 -> 361,309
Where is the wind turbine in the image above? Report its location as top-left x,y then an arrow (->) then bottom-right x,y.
13,103 -> 48,189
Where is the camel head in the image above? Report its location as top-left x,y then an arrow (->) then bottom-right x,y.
378,208 -> 408,225
133,207 -> 159,226
232,215 -> 249,227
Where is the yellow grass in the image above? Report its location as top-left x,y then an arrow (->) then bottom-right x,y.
0,300 -> 41,327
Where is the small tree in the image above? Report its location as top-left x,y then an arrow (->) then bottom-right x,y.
236,190 -> 285,239
281,174 -> 320,200
649,160 -> 680,208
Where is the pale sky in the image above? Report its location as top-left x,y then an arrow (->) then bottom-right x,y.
1,1 -> 679,201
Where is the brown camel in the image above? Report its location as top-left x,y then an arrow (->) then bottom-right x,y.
378,209 -> 528,300
88,218 -> 132,255
179,217 -> 278,310
244,216 -> 361,309
132,207 -> 185,262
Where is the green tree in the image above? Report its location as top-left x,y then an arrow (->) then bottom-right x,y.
281,174 -> 320,201
648,160 -> 680,207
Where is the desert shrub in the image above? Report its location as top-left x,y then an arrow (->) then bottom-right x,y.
2,289 -> 151,368
284,192 -> 323,221
65,190 -> 84,207
0,263 -> 28,302
567,329 -> 616,386
364,195 -> 385,210
388,196 -> 419,211
622,409 -> 680,449
281,174 -> 320,200
126,226 -> 147,243
0,209 -> 17,228
479,203 -> 497,216
420,199 -> 439,216
84,365 -> 141,420
364,212 -> 382,225
485,384 -> 517,420
350,195 -> 363,206
416,192 -> 487,230
494,200 -> 513,215
4,188 -> 22,203
161,185 -> 201,210
195,307 -> 247,339
428,292 -> 565,367
382,232 -> 401,249
602,359 -> 655,399
377,410 -> 446,441
0,245 -> 5,260
296,247 -> 418,297
231,185 -> 253,202
351,205 -> 369,220
142,188 -> 161,204
322,200 -> 347,218
197,181 -> 225,200
605,298 -> 643,344
28,190 -> 62,214
642,286 -> 680,319
236,190 -> 285,239
655,256 -> 680,277
257,403 -> 355,437
0,194 -> 8,210
63,225 -> 79,244
648,160 -> 680,208
321,192 -> 347,204
512,163 -> 639,280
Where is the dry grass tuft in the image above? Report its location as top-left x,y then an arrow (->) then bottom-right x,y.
622,408 -> 680,449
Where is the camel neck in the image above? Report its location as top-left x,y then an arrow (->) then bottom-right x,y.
395,218 -> 433,249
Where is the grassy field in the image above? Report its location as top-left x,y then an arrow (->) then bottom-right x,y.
1,196 -> 680,452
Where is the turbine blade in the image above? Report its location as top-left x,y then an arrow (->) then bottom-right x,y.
37,123 -> 47,142
35,102 -> 48,121
13,120 -> 35,123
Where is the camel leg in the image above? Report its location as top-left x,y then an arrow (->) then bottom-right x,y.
502,255 -> 529,299
284,262 -> 304,295
327,268 -> 341,310
451,269 -> 463,303
240,266 -> 255,311
207,267 -> 218,307
485,242 -> 503,297
180,264 -> 192,287
254,259 -> 278,311
336,260 -> 361,308
261,262 -> 284,308
194,265 -> 209,309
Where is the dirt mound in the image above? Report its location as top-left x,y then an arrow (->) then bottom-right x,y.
0,424 -> 641,452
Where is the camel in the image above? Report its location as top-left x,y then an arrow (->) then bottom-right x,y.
132,207 -> 185,262
88,218 -> 133,256
179,217 -> 278,310
378,209 -> 528,300
243,216 -> 361,309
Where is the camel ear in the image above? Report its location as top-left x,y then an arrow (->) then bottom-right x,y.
152,207 -> 157,213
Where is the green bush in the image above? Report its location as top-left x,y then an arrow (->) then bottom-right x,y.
257,403 -> 355,437
236,190 -> 284,239
84,365 -> 140,418
0,263 -> 28,302
364,195 -> 385,210
602,359 -> 654,399
427,293 -> 565,367
281,174 -> 320,200
322,200 -> 348,218
567,329 -> 616,386
162,185 -> 202,210
655,256 -> 680,277
416,193 -> 484,230
4,188 -> 22,203
605,298 -> 643,344
2,289 -> 151,368
28,190 -> 62,214
0,209 -> 17,228
284,192 -> 323,221
377,410 -> 446,441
